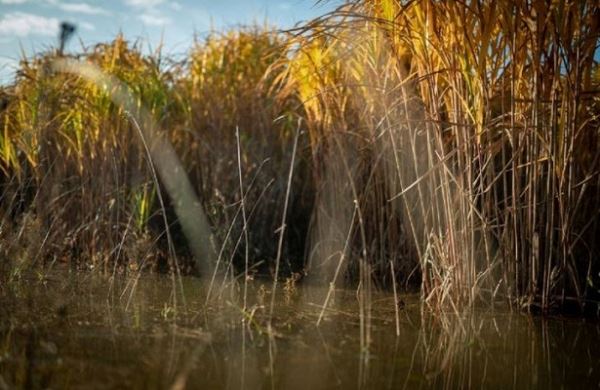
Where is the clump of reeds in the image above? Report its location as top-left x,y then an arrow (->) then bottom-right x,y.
179,27 -> 312,276
1,1 -> 598,315
1,36 -> 175,274
279,0 -> 600,313
0,28 -> 311,282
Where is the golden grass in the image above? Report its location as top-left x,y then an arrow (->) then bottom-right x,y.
280,0 -> 600,313
1,1 -> 599,314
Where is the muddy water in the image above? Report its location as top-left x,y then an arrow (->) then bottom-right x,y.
0,270 -> 598,389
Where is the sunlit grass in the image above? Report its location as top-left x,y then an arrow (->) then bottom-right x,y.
1,0 -> 599,315
281,0 -> 600,313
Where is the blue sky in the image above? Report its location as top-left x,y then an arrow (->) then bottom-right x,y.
0,0 -> 340,83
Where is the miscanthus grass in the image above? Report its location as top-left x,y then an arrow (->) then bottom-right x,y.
1,0 -> 599,315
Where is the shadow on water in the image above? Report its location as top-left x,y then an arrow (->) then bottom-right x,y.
0,269 -> 599,389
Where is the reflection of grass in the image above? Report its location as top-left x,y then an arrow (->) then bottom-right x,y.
0,269 -> 598,389
1,0 -> 599,316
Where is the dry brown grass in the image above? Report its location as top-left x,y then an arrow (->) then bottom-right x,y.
1,1 -> 598,315
278,0 -> 600,313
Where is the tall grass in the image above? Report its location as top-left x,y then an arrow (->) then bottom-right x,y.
0,30 -> 308,283
181,28 -> 311,279
1,37 -> 173,274
0,1 -> 598,314
280,0 -> 600,313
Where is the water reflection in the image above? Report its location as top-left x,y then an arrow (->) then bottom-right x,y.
0,270 -> 598,389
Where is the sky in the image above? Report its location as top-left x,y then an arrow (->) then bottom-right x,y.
0,0 -> 340,83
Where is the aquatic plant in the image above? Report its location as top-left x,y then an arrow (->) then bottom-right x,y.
0,29 -> 308,284
279,0 -> 600,313
1,0 -> 599,316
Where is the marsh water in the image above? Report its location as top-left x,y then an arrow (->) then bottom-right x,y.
1,269 -> 598,389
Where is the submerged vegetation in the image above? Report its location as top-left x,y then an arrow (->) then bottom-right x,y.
1,0 -> 599,316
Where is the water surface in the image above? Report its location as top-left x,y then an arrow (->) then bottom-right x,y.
1,269 -> 598,389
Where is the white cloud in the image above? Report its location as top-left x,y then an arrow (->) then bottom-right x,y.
1,0 -> 108,14
125,0 -> 175,26
139,12 -> 170,26
79,21 -> 95,30
0,12 -> 59,37
124,0 -> 182,26
125,0 -> 165,7
51,1 -> 110,15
